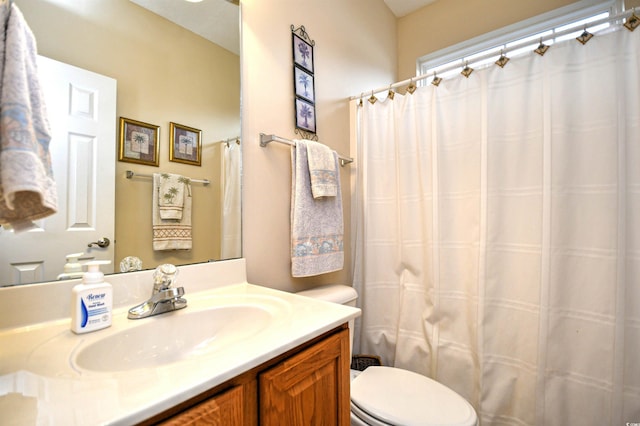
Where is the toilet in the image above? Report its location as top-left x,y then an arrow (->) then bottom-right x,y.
297,285 -> 478,426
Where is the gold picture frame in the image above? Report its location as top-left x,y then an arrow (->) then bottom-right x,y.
169,122 -> 202,166
118,117 -> 160,166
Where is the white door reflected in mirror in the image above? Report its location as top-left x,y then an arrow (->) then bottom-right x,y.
0,56 -> 117,286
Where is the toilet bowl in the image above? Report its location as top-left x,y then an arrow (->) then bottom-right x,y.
297,285 -> 478,426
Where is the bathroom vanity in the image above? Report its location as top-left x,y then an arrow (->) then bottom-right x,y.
0,259 -> 360,425
152,326 -> 349,425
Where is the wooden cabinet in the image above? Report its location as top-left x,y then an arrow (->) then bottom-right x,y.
159,386 -> 244,426
260,328 -> 350,425
143,325 -> 350,426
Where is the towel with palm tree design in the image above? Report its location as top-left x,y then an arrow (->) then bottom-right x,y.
158,173 -> 191,220
152,173 -> 192,251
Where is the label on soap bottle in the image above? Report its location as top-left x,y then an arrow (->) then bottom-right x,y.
80,291 -> 110,328
71,284 -> 112,334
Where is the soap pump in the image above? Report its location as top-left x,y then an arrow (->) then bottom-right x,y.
70,260 -> 113,334
57,252 -> 85,280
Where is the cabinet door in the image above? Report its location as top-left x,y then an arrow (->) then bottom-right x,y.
260,329 -> 350,425
160,385 -> 244,426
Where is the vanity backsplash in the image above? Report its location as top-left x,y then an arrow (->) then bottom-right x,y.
0,258 -> 248,330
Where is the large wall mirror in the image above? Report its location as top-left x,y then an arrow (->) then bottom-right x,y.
1,0 -> 241,287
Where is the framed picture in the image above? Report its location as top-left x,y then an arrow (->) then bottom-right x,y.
169,122 -> 202,166
292,33 -> 314,73
118,117 -> 160,166
295,98 -> 316,134
294,65 -> 315,103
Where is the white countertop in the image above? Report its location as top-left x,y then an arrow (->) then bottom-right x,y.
0,260 -> 360,425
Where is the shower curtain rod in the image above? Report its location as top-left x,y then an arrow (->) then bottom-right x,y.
217,136 -> 240,144
259,133 -> 354,167
349,8 -> 636,100
216,136 -> 241,146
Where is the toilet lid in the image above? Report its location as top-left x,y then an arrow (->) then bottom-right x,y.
350,367 -> 477,426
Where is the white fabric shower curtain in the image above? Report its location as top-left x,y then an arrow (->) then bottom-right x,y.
353,27 -> 640,425
221,141 -> 242,259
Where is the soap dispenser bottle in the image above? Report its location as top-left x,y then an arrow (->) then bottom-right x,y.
71,261 -> 113,334
57,252 -> 85,280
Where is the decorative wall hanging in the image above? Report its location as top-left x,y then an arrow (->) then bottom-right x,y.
295,98 -> 316,133
294,66 -> 315,103
169,122 -> 202,166
292,26 -> 314,73
292,25 -> 317,139
118,117 -> 160,167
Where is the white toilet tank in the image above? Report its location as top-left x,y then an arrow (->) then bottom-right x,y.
296,284 -> 357,306
296,285 -> 358,355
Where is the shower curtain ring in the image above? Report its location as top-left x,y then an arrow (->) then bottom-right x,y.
461,60 -> 473,78
387,84 -> 395,100
535,37 -> 550,56
407,78 -> 417,94
495,48 -> 510,68
624,8 -> 639,31
431,71 -> 442,87
368,90 -> 378,104
576,25 -> 594,45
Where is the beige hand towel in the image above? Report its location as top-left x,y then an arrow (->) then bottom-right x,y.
305,140 -> 338,198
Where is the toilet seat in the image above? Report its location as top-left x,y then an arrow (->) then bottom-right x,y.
350,366 -> 477,426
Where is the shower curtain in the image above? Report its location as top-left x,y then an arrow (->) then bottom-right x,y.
353,27 -> 640,425
221,141 -> 241,259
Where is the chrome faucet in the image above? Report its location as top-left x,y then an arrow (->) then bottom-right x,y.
128,264 -> 187,319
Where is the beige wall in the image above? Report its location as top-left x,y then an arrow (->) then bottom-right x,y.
241,0 -> 640,293
241,0 -> 629,293
241,0 -> 397,292
23,0 -> 634,291
18,0 -> 240,270
397,0 -> 640,81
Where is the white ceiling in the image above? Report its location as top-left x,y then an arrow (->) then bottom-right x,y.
383,0 -> 439,17
129,0 -> 240,55
128,0 -> 438,55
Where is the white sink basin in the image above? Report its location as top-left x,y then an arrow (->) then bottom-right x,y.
73,299 -> 282,372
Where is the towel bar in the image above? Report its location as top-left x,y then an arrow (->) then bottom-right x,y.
260,133 -> 353,167
126,170 -> 210,185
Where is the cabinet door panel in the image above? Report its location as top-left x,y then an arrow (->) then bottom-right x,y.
260,329 -> 350,426
160,385 -> 244,426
